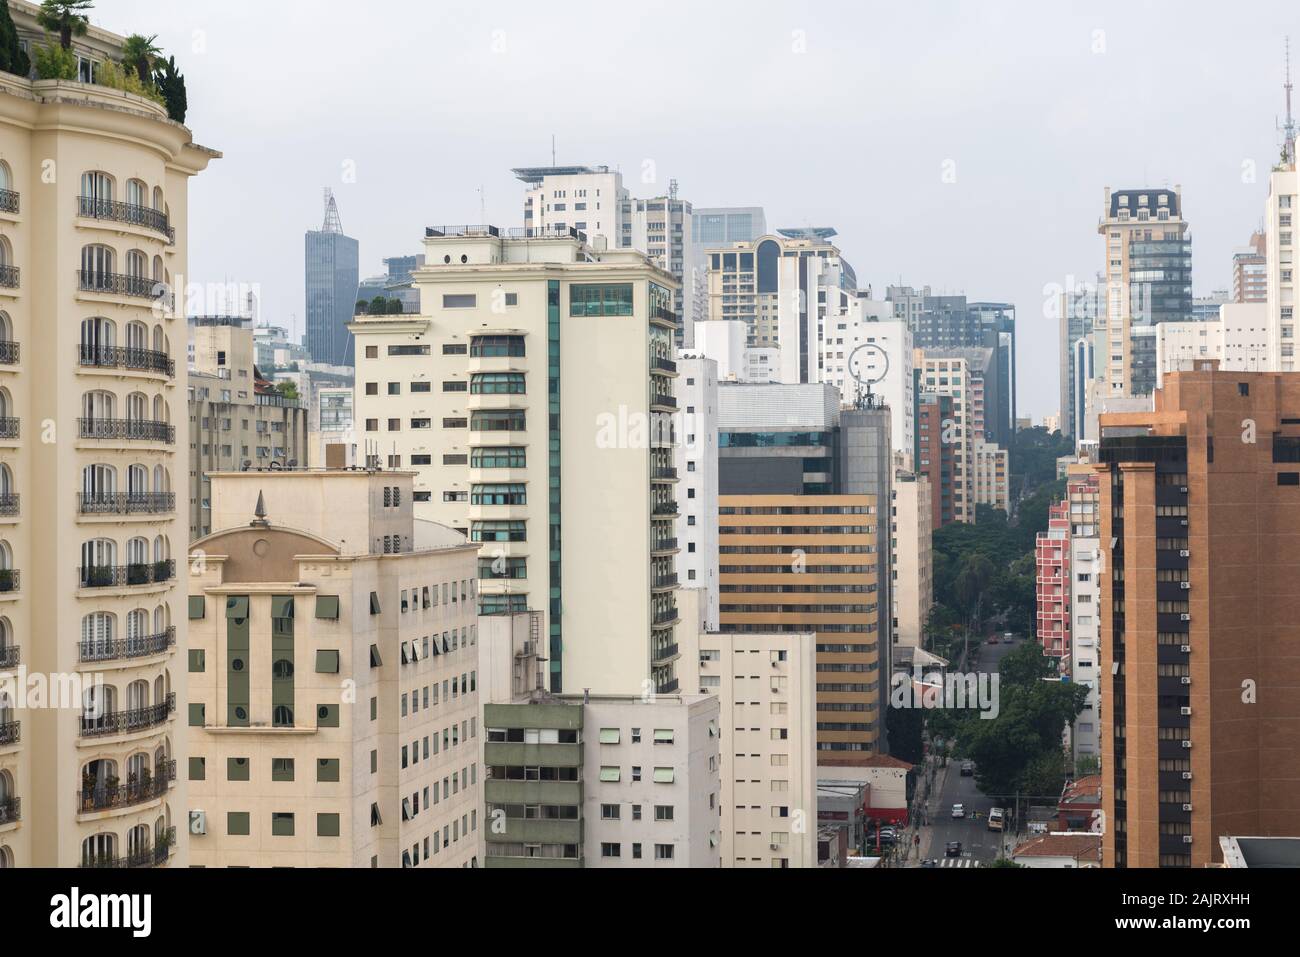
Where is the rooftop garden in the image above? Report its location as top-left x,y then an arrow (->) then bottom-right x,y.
0,0 -> 187,123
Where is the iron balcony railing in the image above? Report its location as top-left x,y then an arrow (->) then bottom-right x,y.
0,417 -> 16,439
0,340 -> 17,364
652,607 -> 680,626
77,344 -> 175,376
652,573 -> 679,589
77,761 -> 176,813
0,796 -> 18,825
0,644 -> 17,669
652,501 -> 680,516
79,694 -> 176,738
651,466 -> 678,481
77,195 -> 173,241
0,265 -> 17,289
0,720 -> 18,746
78,560 -> 176,589
78,418 -> 175,443
650,394 -> 678,410
78,626 -> 176,664
80,827 -> 176,869
651,537 -> 678,552
651,356 -> 678,374
0,493 -> 16,517
77,270 -> 172,305
0,189 -> 18,214
77,492 -> 175,515
655,678 -> 680,694
0,569 -> 18,593
652,643 -> 680,664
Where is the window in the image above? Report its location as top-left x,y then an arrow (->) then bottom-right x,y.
598,728 -> 621,745
471,373 -> 526,394
652,767 -> 675,784
271,813 -> 295,836
317,813 -> 340,837
227,757 -> 249,781
471,521 -> 526,543
654,843 -> 675,861
599,766 -> 621,782
654,805 -> 674,821
315,595 -> 340,619
442,294 -> 477,309
471,447 -> 526,469
188,596 -> 205,619
315,650 -> 340,673
442,380 -> 467,392
272,758 -> 295,782
570,283 -> 634,316
601,842 -> 621,858
470,335 -> 525,357
601,804 -> 621,820
227,812 -> 250,836
317,759 -> 340,782
471,410 -> 526,432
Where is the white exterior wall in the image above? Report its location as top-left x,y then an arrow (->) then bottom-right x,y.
1069,537 -> 1101,762
1266,168 -> 1298,371
674,356 -> 719,631
1154,302 -> 1272,388
891,474 -> 933,649
816,309 -> 915,463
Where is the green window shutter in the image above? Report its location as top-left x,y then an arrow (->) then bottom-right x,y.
598,728 -> 620,744
188,649 -> 205,672
317,704 -> 340,728
188,595 -> 206,619
227,812 -> 250,836
270,595 -> 295,619
317,813 -> 340,837
599,766 -> 620,782
369,592 -> 381,615
188,757 -> 205,781
272,758 -> 295,782
652,767 -> 675,783
225,596 -> 249,619
317,759 -> 340,783
315,649 -> 340,674
315,595 -> 340,619
653,729 -> 674,744
188,703 -> 205,727
271,813 -> 295,836
227,757 -> 249,781
369,644 -> 382,668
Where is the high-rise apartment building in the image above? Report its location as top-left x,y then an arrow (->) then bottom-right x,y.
1096,363 -> 1300,867
187,317 -> 309,538
187,470 -> 483,867
621,191 -> 696,345
0,2 -> 217,868
972,439 -> 1009,512
915,392 -> 957,528
1263,164 -> 1297,371
1059,277 -> 1101,441
1035,500 -> 1070,661
890,471 -> 933,649
916,354 -> 976,523
1232,232 -> 1268,304
718,495 -> 885,756
674,355 -> 720,631
1065,471 -> 1102,765
349,225 -> 681,697
305,189 -> 360,368
1095,187 -> 1193,398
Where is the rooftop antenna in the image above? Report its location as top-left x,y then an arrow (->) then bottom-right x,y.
322,188 -> 343,234
478,185 -> 486,224
551,134 -> 556,167
669,178 -> 678,201
1283,36 -> 1297,167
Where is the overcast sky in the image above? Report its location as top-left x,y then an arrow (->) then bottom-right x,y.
100,0 -> 1298,419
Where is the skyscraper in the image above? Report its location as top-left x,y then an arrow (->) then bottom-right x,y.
305,189 -> 360,368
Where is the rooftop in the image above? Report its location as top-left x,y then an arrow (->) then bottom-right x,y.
512,165 -> 610,185
1219,836 -> 1300,868
1012,833 -> 1102,860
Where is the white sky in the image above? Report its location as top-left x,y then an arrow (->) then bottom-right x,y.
99,0 -> 1300,418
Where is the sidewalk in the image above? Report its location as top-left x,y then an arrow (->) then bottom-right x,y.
914,757 -> 952,862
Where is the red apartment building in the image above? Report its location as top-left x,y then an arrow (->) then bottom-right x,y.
1035,500 -> 1070,659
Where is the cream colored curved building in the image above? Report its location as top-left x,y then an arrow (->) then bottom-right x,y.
0,3 -> 217,868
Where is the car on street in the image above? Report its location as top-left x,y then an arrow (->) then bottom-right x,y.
988,807 -> 1005,832
986,636 -> 997,644
1003,632 -> 1015,640
921,858 -> 938,868
945,841 -> 962,858
951,803 -> 965,819
960,762 -> 974,776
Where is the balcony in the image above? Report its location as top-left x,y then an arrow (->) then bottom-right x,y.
650,356 -> 678,375
0,569 -> 18,593
655,677 -> 680,694
652,501 -> 680,517
0,796 -> 18,826
78,418 -> 175,443
78,761 -> 176,814
79,694 -> 176,738
77,270 -> 169,304
77,344 -> 175,377
77,195 -> 174,242
0,340 -> 17,365
0,189 -> 17,215
652,643 -> 680,665
652,572 -> 679,590
80,827 -> 176,869
651,306 -> 678,329
0,720 -> 18,745
78,492 -> 176,516
652,607 -> 680,627
0,265 -> 17,289
650,393 -> 678,411
0,493 -> 16,516
78,560 -> 176,590
0,417 -> 16,439
651,537 -> 678,554
79,627 -> 176,664
651,466 -> 678,482
0,644 -> 17,669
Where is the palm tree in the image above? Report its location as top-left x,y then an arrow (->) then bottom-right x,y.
120,33 -> 159,86
37,0 -> 93,51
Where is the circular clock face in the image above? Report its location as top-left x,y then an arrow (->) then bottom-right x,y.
848,343 -> 890,386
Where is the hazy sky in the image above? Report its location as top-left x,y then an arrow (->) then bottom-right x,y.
100,0 -> 1299,418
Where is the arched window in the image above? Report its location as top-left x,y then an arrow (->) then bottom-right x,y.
81,171 -> 114,204
81,537 -> 116,575
127,464 -> 148,497
0,540 -> 11,571
81,834 -> 116,868
152,325 -> 165,354
153,603 -> 169,635
126,678 -> 149,712
125,392 -> 147,422
0,236 -> 12,268
0,463 -> 12,496
0,311 -> 11,343
82,390 -> 116,421
80,244 -> 115,288
127,824 -> 149,861
151,395 -> 167,423
82,463 -> 116,499
152,255 -> 163,283
152,535 -> 169,563
152,186 -> 164,211
0,617 -> 11,654
0,161 -> 12,193
125,320 -> 148,351
0,846 -> 12,868
125,536 -> 148,567
126,608 -> 147,650
81,684 -> 116,730
80,317 -> 116,362
81,611 -> 115,658
152,465 -> 168,494
125,249 -> 147,279
126,179 -> 147,209
0,386 -> 10,418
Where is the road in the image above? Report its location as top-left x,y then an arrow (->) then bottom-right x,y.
918,634 -> 1024,869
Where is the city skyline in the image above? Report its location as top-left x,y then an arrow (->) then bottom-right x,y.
91,0 -> 1300,421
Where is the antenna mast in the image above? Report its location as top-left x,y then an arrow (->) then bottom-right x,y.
322,187 -> 343,234
1285,37 -> 1297,167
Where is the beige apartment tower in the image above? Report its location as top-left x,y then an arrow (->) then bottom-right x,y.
187,470 -> 483,867
349,225 -> 681,698
0,3 -> 217,868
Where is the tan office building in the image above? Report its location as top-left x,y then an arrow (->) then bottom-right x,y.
187,469 -> 483,867
0,2 -> 217,868
187,316 -> 309,539
1097,363 -> 1300,867
349,225 -> 681,699
718,494 -> 884,756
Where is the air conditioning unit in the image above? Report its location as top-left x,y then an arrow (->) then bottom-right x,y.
1181,676 -> 1192,685
189,810 -> 207,836
1182,803 -> 1194,812
1179,550 -> 1190,558
1180,614 -> 1191,622
1180,644 -> 1192,653
1180,582 -> 1191,590
1179,519 -> 1189,526
1181,740 -> 1193,749
770,843 -> 781,851
1183,835 -> 1194,844
1180,706 -> 1192,716
1182,771 -> 1193,781
1180,486 -> 1189,494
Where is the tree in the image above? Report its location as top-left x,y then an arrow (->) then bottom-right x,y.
385,297 -> 405,315
0,1 -> 30,77
355,299 -> 368,315
367,295 -> 388,315
152,54 -> 186,123
121,33 -> 160,86
37,0 -> 93,52
274,381 -> 299,402
984,858 -> 1024,868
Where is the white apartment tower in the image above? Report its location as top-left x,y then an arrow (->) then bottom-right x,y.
349,225 -> 682,698
673,355 -> 720,632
